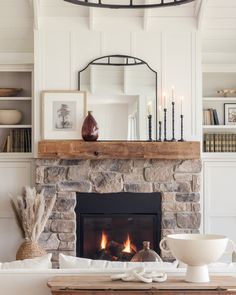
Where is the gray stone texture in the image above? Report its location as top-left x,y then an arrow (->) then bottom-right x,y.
176,193 -> 200,202
144,161 -> 174,183
91,172 -> 123,193
57,181 -> 92,192
176,213 -> 201,229
51,220 -> 75,233
175,160 -> 202,173
36,159 -> 201,263
124,182 -> 152,193
39,233 -> 60,250
44,167 -> 67,184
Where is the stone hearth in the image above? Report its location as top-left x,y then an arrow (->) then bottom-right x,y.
35,159 -> 201,265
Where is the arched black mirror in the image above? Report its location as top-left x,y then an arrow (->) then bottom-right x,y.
78,55 -> 157,141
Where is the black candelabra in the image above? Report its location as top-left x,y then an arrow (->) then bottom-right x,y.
171,101 -> 176,141
164,108 -> 167,141
178,114 -> 185,142
158,121 -> 162,141
148,115 -> 152,141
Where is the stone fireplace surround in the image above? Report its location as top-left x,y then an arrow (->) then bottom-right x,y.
36,159 -> 201,266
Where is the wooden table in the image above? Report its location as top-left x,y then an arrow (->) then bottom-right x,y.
48,275 -> 236,295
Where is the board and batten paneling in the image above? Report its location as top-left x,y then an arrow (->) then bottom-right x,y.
203,0 -> 236,65
0,160 -> 34,262
34,19 -> 200,148
203,160 -> 236,250
0,0 -> 33,53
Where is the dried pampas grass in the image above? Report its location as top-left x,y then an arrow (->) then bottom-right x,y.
11,187 -> 56,242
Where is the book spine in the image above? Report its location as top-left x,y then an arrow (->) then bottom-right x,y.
214,134 -> 219,152
222,134 -> 226,152
209,109 -> 215,125
10,130 -> 13,152
229,134 -> 232,152
233,134 -> 236,152
226,134 -> 230,152
213,109 -> 220,125
14,129 -> 18,153
6,135 -> 11,153
29,129 -> 32,152
205,134 -> 210,152
210,133 -> 215,152
218,133 -> 222,152
205,110 -> 211,125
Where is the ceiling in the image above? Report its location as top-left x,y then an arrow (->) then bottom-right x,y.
0,0 -> 33,53
40,0 -> 196,17
0,0 -> 236,66
202,0 -> 236,66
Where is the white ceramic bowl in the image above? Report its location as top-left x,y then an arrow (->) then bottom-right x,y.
0,109 -> 22,125
160,234 -> 228,283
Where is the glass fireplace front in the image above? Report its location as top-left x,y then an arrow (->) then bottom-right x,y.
76,192 -> 162,261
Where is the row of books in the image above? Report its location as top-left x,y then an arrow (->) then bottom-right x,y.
204,133 -> 236,152
203,108 -> 219,125
1,128 -> 31,153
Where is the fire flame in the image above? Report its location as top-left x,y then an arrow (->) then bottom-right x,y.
123,235 -> 132,253
100,231 -> 108,250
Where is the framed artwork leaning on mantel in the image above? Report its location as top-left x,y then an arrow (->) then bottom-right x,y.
41,90 -> 87,140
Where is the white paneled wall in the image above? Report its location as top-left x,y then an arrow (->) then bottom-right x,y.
203,160 -> 236,248
203,0 -> 236,65
0,160 -> 34,262
34,17 -> 201,147
0,0 -> 33,63
0,0 -> 33,54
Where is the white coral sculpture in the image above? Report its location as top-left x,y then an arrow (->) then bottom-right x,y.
11,187 -> 56,242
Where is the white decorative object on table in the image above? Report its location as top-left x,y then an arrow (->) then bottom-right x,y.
111,267 -> 167,283
160,234 -> 228,283
0,109 -> 22,125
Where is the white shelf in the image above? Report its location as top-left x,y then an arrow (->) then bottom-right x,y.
202,152 -> 236,160
0,152 -> 33,159
0,125 -> 32,129
203,97 -> 236,102
203,64 -> 236,73
203,125 -> 236,130
0,97 -> 32,101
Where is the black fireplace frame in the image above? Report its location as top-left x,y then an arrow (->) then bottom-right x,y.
75,192 -> 162,258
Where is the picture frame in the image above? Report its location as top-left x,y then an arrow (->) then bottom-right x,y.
224,103 -> 236,125
42,90 -> 87,140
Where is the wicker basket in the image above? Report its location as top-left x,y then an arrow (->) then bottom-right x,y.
16,241 -> 47,260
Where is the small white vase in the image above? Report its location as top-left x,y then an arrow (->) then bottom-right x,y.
0,109 -> 22,125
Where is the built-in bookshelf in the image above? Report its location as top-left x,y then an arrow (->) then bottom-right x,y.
0,65 -> 33,158
202,71 -> 236,154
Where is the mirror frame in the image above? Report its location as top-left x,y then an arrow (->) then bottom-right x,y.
78,54 -> 158,141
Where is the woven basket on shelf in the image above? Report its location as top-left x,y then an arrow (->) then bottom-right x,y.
16,241 -> 46,260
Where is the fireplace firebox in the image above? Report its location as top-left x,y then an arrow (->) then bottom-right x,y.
76,192 -> 162,261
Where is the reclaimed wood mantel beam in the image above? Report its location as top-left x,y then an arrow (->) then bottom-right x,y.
38,140 -> 200,160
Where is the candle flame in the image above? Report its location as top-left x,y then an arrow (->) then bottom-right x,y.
100,232 -> 108,250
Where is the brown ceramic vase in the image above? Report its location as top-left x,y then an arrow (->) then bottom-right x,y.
82,111 -> 99,141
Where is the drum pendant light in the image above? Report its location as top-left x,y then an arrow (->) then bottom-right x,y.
64,0 -> 195,9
